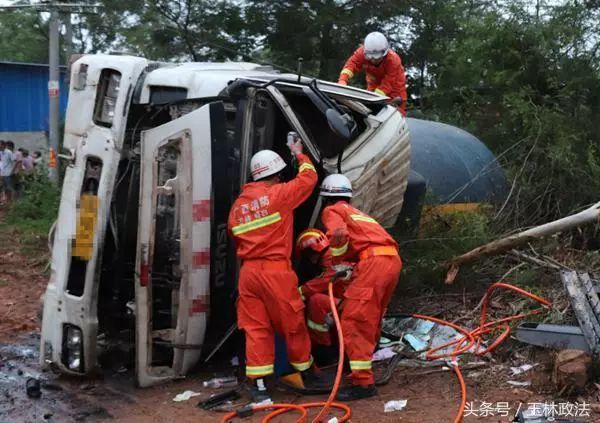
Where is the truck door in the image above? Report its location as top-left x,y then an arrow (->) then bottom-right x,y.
135,103 -> 220,387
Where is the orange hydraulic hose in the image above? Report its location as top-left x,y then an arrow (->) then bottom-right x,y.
413,282 -> 552,423
221,281 -> 551,423
221,279 -> 351,423
311,281 -> 347,422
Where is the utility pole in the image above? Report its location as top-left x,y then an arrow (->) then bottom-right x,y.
0,1 -> 100,184
48,9 -> 60,183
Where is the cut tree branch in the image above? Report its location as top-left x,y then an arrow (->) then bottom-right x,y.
444,201 -> 600,284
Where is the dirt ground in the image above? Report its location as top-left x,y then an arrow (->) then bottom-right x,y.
0,241 -> 47,343
1,216 -> 600,422
2,334 -> 599,423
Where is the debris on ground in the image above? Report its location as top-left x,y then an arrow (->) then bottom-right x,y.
372,347 -> 397,362
25,377 -> 41,398
444,201 -> 600,283
384,399 -> 407,413
249,398 -> 273,407
202,376 -> 237,389
510,364 -> 536,375
382,317 -> 483,358
172,390 -> 202,402
198,389 -> 241,410
507,380 -> 532,387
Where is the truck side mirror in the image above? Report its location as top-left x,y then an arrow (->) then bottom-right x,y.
326,109 -> 353,140
302,82 -> 356,141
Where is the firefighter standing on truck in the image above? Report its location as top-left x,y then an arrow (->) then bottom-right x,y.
319,174 -> 402,401
228,135 -> 319,402
295,229 -> 353,360
337,31 -> 408,115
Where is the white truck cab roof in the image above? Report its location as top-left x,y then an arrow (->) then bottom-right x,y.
136,59 -> 387,103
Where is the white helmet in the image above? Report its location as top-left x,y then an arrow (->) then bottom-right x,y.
250,149 -> 286,181
364,32 -> 389,60
320,174 -> 353,197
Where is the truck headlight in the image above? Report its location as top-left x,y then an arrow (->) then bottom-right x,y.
93,69 -> 121,127
62,325 -> 84,372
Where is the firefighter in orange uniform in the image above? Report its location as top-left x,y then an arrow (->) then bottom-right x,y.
295,229 -> 353,350
338,31 -> 408,115
319,174 -> 402,401
228,137 -> 318,401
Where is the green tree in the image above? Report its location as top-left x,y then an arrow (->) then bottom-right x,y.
245,0 -> 409,79
415,1 -> 600,224
0,8 -> 48,63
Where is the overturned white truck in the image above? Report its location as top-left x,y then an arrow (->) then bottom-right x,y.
40,55 -> 505,387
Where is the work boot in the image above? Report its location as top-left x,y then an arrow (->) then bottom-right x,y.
301,364 -> 335,389
335,384 -> 377,401
249,377 -> 271,403
312,345 -> 338,367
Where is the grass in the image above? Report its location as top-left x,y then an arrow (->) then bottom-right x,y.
4,174 -> 60,236
398,208 -> 497,286
390,206 -> 579,328
0,174 -> 59,270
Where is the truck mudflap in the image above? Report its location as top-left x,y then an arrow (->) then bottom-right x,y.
135,104 -> 216,387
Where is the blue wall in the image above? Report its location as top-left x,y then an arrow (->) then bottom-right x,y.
0,62 -> 69,132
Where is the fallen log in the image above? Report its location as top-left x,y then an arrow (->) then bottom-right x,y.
444,201 -> 600,284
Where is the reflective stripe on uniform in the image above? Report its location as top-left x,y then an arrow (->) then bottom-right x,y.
350,214 -> 377,224
232,212 -> 282,235
341,68 -> 354,78
297,231 -> 322,243
298,286 -> 305,301
299,162 -> 316,173
246,364 -> 274,376
374,88 -> 386,96
330,242 -> 348,257
358,245 -> 398,261
349,360 -> 372,370
290,356 -> 314,372
307,319 -> 330,333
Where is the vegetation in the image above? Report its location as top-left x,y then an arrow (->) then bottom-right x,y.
2,1 -> 598,225
2,0 -> 600,284
3,172 -> 60,235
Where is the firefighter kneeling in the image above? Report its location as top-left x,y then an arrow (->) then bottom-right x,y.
319,174 -> 402,401
295,229 -> 353,363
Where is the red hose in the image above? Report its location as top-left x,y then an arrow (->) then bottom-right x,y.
221,281 -> 351,423
414,282 -> 551,423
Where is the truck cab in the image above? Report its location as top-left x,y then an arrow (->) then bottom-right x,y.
40,55 -> 411,386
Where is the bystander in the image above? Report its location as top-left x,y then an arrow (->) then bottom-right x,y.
0,141 -> 5,204
1,141 -> 15,204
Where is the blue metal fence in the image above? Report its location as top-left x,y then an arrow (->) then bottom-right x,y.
0,62 -> 69,132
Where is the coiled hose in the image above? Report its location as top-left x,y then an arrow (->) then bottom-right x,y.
222,281 -> 551,423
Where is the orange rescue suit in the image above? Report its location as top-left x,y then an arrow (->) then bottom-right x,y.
228,153 -> 317,378
338,46 -> 407,115
321,201 -> 402,386
300,251 -> 352,346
